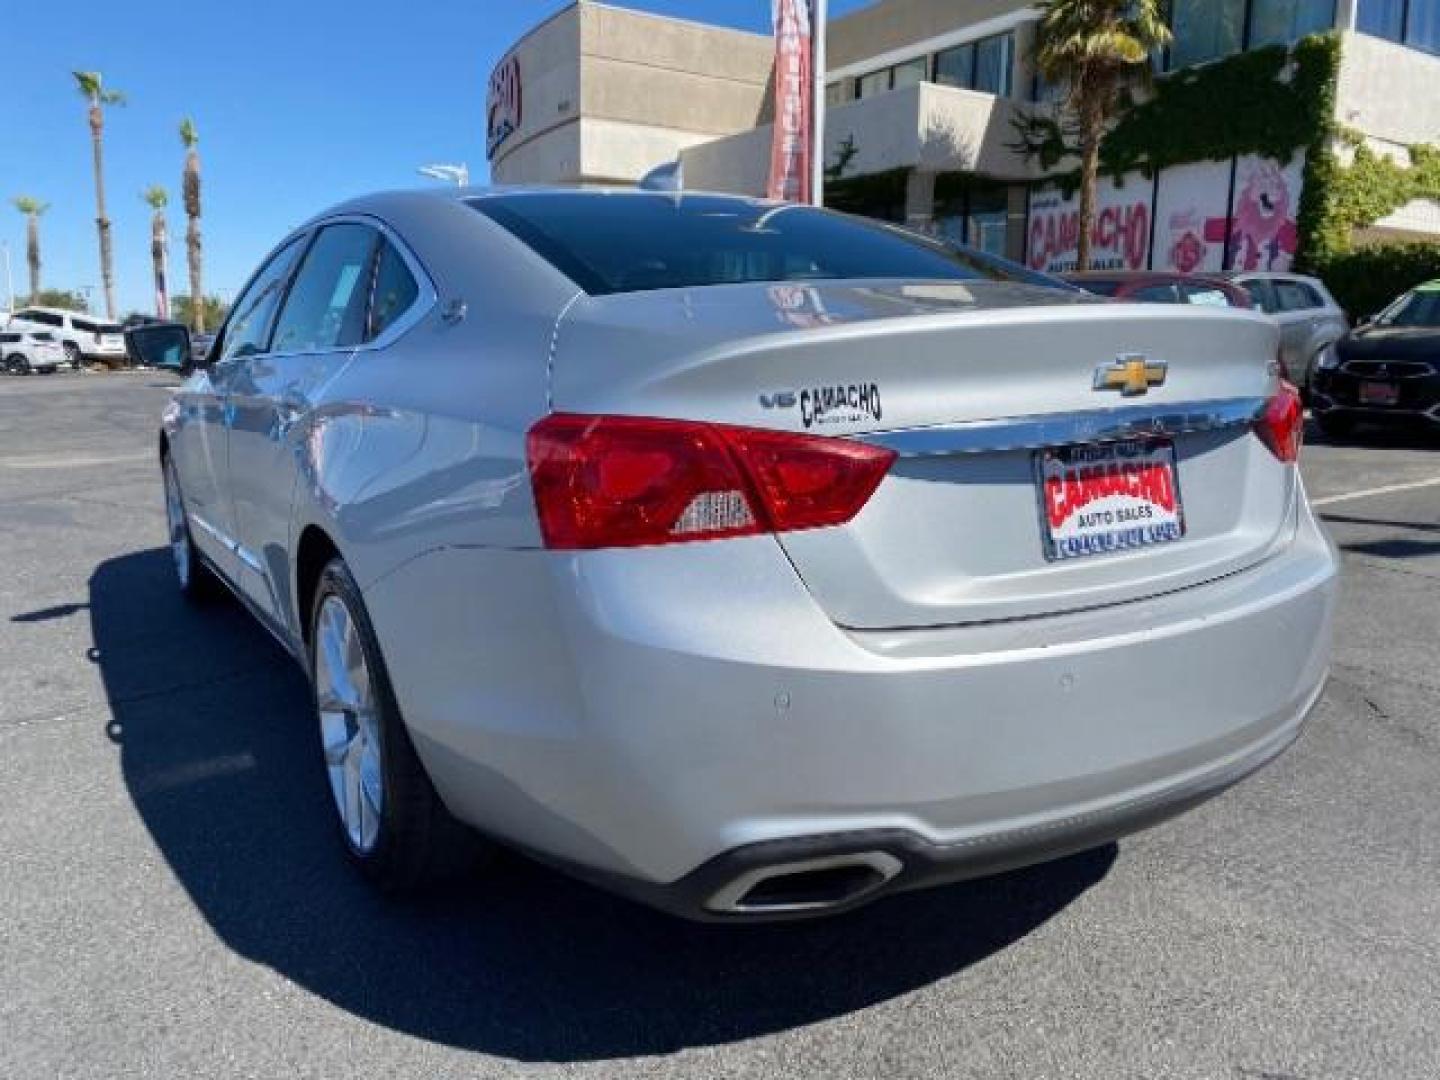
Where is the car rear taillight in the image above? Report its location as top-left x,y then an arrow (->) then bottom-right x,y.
1255,381 -> 1303,463
526,413 -> 896,549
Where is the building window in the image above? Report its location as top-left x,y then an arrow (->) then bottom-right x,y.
825,82 -> 847,106
1358,0 -> 1406,37
1357,0 -> 1440,52
934,32 -> 1015,96
856,70 -> 889,98
1170,0 -> 1247,68
1248,0 -> 1334,48
892,56 -> 928,89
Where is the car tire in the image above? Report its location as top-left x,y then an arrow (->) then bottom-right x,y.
162,453 -> 223,602
5,354 -> 28,375
309,557 -> 484,892
1316,413 -> 1356,441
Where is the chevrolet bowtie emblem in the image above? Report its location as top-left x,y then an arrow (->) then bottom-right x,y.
1094,355 -> 1168,396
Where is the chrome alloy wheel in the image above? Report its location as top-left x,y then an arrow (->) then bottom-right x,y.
163,457 -> 191,589
315,595 -> 384,854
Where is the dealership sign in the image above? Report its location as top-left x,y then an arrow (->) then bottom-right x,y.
767,0 -> 814,204
1028,174 -> 1153,273
487,54 -> 522,159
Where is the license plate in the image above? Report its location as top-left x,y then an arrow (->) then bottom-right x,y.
1359,380 -> 1399,406
1037,439 -> 1185,561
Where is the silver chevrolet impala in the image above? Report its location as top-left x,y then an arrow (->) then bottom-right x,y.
141,189 -> 1338,920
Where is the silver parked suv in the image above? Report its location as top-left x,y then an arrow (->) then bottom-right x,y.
1224,273 -> 1348,392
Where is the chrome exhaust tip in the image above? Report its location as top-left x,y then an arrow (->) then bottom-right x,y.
706,851 -> 903,915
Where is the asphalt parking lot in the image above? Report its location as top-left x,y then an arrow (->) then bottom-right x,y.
2,372 -> 1437,1079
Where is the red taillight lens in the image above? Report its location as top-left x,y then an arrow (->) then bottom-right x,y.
526,414 -> 896,549
1256,381 -> 1304,463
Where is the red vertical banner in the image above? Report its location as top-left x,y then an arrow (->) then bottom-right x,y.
767,0 -> 814,204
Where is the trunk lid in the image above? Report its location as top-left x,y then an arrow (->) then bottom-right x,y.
551,280 -> 1290,629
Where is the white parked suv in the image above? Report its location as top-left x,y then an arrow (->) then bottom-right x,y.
0,329 -> 66,374
6,306 -> 127,368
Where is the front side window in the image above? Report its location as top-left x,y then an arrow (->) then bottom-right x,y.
472,193 -> 1009,296
1248,0 -> 1334,48
1170,0 -> 1246,67
0,334 -> 15,344
217,237 -> 306,364
368,240 -> 421,340
1240,279 -> 1280,313
73,317 -> 97,333
271,223 -> 377,354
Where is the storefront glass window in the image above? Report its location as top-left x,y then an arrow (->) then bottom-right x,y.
1248,0 -> 1335,48
1408,0 -> 1440,52
1169,0 -> 1246,68
1357,0 -> 1406,39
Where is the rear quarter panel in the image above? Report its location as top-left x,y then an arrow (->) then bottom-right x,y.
283,195 -> 581,641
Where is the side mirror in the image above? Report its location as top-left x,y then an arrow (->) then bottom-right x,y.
124,323 -> 194,373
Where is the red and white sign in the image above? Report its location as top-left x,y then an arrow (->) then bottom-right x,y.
487,54 -> 522,159
1028,173 -> 1153,273
767,0 -> 814,204
1039,440 -> 1184,561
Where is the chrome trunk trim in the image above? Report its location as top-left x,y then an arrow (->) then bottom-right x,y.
857,397 -> 1267,458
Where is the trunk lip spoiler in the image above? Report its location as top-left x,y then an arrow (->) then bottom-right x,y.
855,397 -> 1268,458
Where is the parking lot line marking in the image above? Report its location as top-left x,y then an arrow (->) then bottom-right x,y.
1312,475 -> 1440,508
3,452 -> 154,470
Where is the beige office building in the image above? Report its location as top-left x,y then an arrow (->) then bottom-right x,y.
489,0 -> 1440,269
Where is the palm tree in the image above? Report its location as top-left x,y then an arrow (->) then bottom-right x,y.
1033,0 -> 1170,271
179,118 -> 205,334
11,196 -> 49,303
142,186 -> 171,319
73,71 -> 126,320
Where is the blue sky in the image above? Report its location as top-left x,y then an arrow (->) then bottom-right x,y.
1,0 -> 870,318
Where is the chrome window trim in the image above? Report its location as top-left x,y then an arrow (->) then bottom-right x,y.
856,397 -> 1267,458
247,214 -> 438,363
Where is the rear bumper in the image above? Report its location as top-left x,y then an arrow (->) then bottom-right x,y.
373,486 -> 1338,919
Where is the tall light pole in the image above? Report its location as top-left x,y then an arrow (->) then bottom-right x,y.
417,163 -> 470,187
1,241 -> 12,313
811,0 -> 828,208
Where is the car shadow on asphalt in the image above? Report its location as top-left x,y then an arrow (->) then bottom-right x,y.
90,548 -> 1115,1062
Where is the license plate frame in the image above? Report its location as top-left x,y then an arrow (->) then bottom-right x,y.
1359,380 -> 1400,406
1035,438 -> 1186,562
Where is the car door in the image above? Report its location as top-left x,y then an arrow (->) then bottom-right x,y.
226,221 -> 380,625
178,236 -> 308,586
1272,278 -> 1330,389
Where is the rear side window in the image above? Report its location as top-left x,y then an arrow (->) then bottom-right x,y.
1179,284 -> 1234,307
368,240 -> 420,340
218,236 -> 307,363
272,223 -> 377,353
1129,283 -> 1179,303
0,334 -> 15,343
1275,280 -> 1322,312
1076,280 -> 1122,297
73,317 -> 97,333
20,310 -> 62,327
470,193 -> 1001,296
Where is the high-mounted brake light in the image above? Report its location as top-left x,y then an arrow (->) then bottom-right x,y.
1255,381 -> 1304,464
526,414 -> 896,549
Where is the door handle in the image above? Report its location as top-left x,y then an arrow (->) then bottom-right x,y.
276,397 -> 307,438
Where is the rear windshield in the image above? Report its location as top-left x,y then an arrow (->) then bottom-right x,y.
470,193 -> 1003,296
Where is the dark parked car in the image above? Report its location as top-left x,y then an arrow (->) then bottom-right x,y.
1311,280 -> 1440,439
1064,271 -> 1253,310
